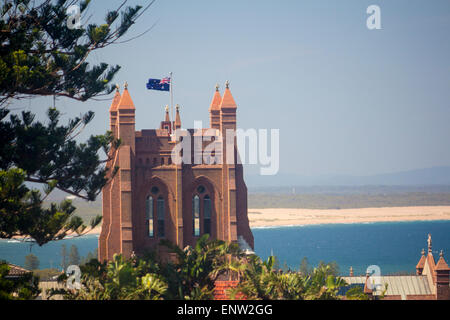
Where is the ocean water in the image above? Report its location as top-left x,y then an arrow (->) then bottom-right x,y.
0,235 -> 99,270
1,220 -> 449,276
253,220 -> 450,275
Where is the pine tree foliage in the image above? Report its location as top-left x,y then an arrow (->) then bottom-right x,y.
0,0 -> 152,245
0,0 -> 153,105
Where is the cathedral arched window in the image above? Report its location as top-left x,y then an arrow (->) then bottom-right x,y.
193,195 -> 200,237
145,196 -> 154,237
157,196 -> 165,238
192,185 -> 213,237
146,186 -> 165,239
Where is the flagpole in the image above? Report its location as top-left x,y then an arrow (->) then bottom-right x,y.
170,71 -> 178,246
169,71 -> 173,134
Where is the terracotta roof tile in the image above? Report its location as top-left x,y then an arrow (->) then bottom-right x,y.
416,255 -> 426,269
6,264 -> 31,277
220,87 -> 237,110
109,89 -> 121,112
209,89 -> 222,111
118,87 -> 135,110
435,255 -> 450,271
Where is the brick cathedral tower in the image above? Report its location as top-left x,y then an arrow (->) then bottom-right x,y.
99,82 -> 254,261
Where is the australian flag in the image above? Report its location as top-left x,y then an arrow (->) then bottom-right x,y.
146,77 -> 171,91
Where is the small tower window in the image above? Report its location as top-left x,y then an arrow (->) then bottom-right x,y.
193,195 -> 200,237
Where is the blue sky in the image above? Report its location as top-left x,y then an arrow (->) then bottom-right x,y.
10,0 -> 450,177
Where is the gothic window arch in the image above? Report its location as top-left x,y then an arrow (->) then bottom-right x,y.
192,184 -> 213,237
145,186 -> 166,238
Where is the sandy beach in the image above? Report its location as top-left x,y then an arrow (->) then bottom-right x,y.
248,206 -> 450,228
76,206 -> 450,235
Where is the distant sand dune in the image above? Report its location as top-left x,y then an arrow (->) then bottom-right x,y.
78,206 -> 450,235
248,206 -> 450,228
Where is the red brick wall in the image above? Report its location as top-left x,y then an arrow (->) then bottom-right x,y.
436,283 -> 450,300
98,179 -> 111,261
406,294 -> 435,300
214,280 -> 245,300
381,295 -> 402,300
236,164 -> 254,248
382,294 -> 436,300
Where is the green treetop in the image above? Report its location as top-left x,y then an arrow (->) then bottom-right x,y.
0,0 -> 153,245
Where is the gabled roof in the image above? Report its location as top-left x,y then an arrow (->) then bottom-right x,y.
6,263 -> 31,278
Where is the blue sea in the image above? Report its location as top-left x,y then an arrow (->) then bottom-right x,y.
1,220 -> 449,276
